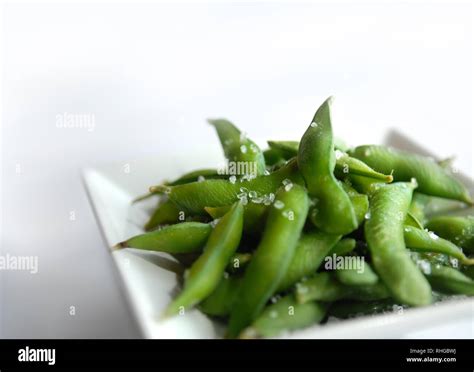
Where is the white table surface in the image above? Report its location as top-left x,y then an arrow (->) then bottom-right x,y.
1,0 -> 472,338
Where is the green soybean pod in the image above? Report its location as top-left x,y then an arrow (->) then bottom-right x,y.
426,216 -> 474,254
408,192 -> 431,226
199,276 -> 242,317
426,264 -> 474,295
349,145 -> 473,204
328,238 -> 357,256
334,151 -> 393,183
267,141 -> 299,159
205,203 -> 268,235
309,182 -> 368,229
277,231 -> 341,291
133,169 -> 225,204
404,211 -> 424,229
267,140 -> 392,182
144,199 -> 181,231
404,225 -> 474,265
226,252 -> 252,273
341,182 -> 369,226
239,295 -> 327,339
227,184 -> 309,338
295,272 -> 390,303
365,182 -> 432,306
150,158 -> 303,215
298,97 -> 357,234
167,168 -> 223,186
335,262 -> 379,286
263,148 -> 285,167
114,222 -> 212,253
208,119 -> 266,176
164,202 -> 244,317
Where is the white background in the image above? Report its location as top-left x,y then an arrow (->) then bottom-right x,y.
1,0 -> 472,337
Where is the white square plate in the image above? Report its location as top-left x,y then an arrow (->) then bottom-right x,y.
82,130 -> 474,339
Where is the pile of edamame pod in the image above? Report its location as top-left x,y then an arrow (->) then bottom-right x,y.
116,97 -> 474,338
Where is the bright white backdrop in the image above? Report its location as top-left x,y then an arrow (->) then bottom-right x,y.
1,0 -> 472,337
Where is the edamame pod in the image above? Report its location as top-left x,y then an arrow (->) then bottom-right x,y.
134,169 -> 225,204
364,182 -> 433,306
295,272 -> 390,303
263,148 -> 285,167
426,216 -> 474,253
144,199 -> 181,231
425,264 -> 474,295
168,168 -> 223,186
150,158 -> 303,215
227,253 -> 252,273
208,119 -> 266,176
310,180 -> 368,229
164,202 -> 244,316
114,222 -> 212,253
404,211 -> 424,229
277,231 -> 341,291
328,238 -> 357,256
240,295 -> 327,338
335,262 -> 379,286
267,140 -> 392,182
408,192 -> 430,226
404,225 -> 474,265
341,183 -> 369,226
298,97 -> 357,234
350,145 -> 473,204
205,203 -> 268,235
199,276 -> 242,317
227,185 -> 309,337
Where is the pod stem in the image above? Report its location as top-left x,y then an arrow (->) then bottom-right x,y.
462,257 -> 474,266
132,192 -> 157,203
149,185 -> 170,194
111,242 -> 128,251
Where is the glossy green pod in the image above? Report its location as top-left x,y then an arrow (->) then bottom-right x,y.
205,203 -> 268,235
426,216 -> 474,253
267,140 -> 393,182
114,222 -> 212,253
144,199 -> 181,231
227,185 -> 309,338
364,182 -> 433,306
404,225 -> 474,265
199,276 -> 242,317
341,183 -> 369,226
404,211 -> 424,229
263,148 -> 285,167
335,262 -> 379,286
298,97 -> 357,234
150,158 -> 303,215
226,252 -> 252,273
208,119 -> 266,176
133,169 -> 225,204
425,264 -> 474,295
349,145 -> 472,204
328,238 -> 357,256
295,272 -> 390,303
277,231 -> 341,291
168,168 -> 223,186
164,202 -> 244,316
239,295 -> 327,338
